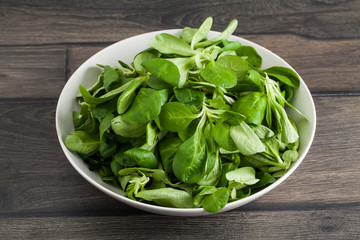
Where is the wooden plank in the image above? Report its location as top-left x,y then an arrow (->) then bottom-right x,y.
0,96 -> 359,215
0,46 -> 66,98
0,208 -> 359,239
1,37 -> 358,100
66,45 -> 106,79
0,101 -> 123,214
242,35 -> 360,93
66,36 -> 360,93
0,0 -> 359,45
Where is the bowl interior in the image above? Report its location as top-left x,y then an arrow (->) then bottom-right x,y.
56,30 -> 316,216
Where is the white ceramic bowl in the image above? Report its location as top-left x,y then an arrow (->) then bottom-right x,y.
56,30 -> 316,216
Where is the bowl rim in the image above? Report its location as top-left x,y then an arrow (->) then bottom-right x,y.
56,29 -> 317,216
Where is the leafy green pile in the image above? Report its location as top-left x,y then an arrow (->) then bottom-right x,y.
65,17 -> 305,213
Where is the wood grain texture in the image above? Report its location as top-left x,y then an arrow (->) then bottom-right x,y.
0,96 -> 359,217
66,36 -> 360,93
1,35 -> 358,100
0,46 -> 66,98
66,45 -> 105,79
0,0 -> 359,239
0,208 -> 359,239
243,34 -> 360,93
0,0 -> 359,45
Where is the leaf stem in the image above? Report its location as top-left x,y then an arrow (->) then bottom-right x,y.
264,74 -> 307,120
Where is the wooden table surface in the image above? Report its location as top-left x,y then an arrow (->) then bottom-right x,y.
1,0 -> 359,239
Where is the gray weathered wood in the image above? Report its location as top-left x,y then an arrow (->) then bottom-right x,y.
66,45 -> 105,79
0,0 -> 360,45
0,96 -> 359,217
0,207 -> 359,239
1,36 -> 359,100
243,34 -> 360,93
0,46 -> 66,98
0,0 -> 359,239
66,36 -> 360,93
